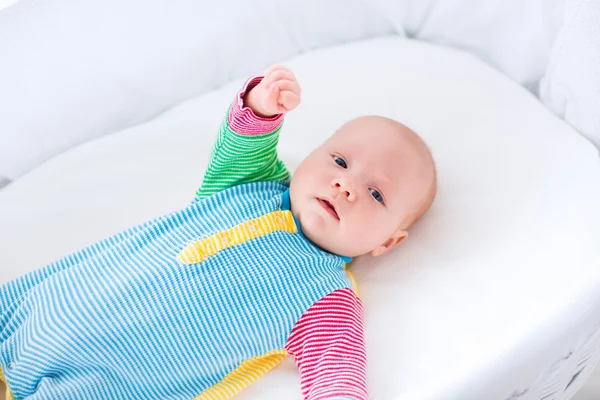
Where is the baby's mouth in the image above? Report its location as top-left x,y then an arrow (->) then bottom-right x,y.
317,197 -> 340,220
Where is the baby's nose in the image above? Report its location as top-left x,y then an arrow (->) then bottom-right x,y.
333,180 -> 355,201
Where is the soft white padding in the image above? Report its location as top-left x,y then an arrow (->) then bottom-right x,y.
1,37 -> 600,399
371,0 -> 565,89
0,0 -> 392,182
2,0 -> 593,188
540,0 -> 600,150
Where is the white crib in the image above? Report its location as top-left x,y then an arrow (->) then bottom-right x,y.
0,1 -> 599,399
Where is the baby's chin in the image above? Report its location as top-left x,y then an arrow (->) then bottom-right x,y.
297,208 -> 338,251
297,207 -> 327,238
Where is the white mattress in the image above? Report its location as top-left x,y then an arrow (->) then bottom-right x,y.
1,37 -> 600,399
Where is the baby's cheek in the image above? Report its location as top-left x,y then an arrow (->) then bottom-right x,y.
352,207 -> 378,234
352,213 -> 386,248
300,211 -> 327,239
336,217 -> 362,245
354,213 -> 371,231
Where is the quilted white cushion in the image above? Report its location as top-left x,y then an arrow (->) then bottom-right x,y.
370,0 -> 565,90
1,36 -> 599,399
0,0 -> 392,183
540,0 -> 600,150
2,0 -> 591,190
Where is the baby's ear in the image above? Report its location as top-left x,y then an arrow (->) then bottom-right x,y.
370,228 -> 408,257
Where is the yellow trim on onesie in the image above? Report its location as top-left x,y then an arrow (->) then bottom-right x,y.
0,367 -> 15,400
193,349 -> 288,399
178,210 -> 297,264
177,209 -> 359,297
343,264 -> 359,298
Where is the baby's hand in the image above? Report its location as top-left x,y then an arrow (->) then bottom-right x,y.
244,65 -> 301,118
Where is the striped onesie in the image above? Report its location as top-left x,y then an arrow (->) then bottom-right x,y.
0,75 -> 368,400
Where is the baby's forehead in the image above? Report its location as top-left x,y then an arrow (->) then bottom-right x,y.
327,116 -> 430,182
332,116 -> 412,142
329,119 -> 416,161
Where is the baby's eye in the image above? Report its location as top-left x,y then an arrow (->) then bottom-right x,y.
334,156 -> 347,169
370,188 -> 384,204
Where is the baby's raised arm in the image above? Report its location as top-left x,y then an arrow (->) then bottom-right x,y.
194,65 -> 301,199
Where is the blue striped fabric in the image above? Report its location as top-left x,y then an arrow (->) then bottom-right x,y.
0,181 -> 353,399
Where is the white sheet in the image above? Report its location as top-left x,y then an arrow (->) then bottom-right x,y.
1,37 -> 600,399
0,0 -> 582,186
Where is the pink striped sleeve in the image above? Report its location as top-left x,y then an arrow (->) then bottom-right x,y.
285,288 -> 368,400
228,75 -> 284,136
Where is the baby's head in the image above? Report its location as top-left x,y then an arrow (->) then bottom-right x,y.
289,115 -> 437,258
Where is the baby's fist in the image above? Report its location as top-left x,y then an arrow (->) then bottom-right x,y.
244,65 -> 301,117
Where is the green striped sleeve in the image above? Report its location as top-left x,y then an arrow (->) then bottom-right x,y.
195,106 -> 291,198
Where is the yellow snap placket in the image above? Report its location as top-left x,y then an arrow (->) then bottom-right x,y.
177,210 -> 297,264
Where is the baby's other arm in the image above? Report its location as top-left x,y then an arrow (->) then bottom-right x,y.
285,288 -> 368,399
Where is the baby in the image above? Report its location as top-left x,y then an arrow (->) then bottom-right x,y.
0,65 -> 436,400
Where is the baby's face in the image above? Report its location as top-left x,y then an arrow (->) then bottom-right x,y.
289,116 -> 433,258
